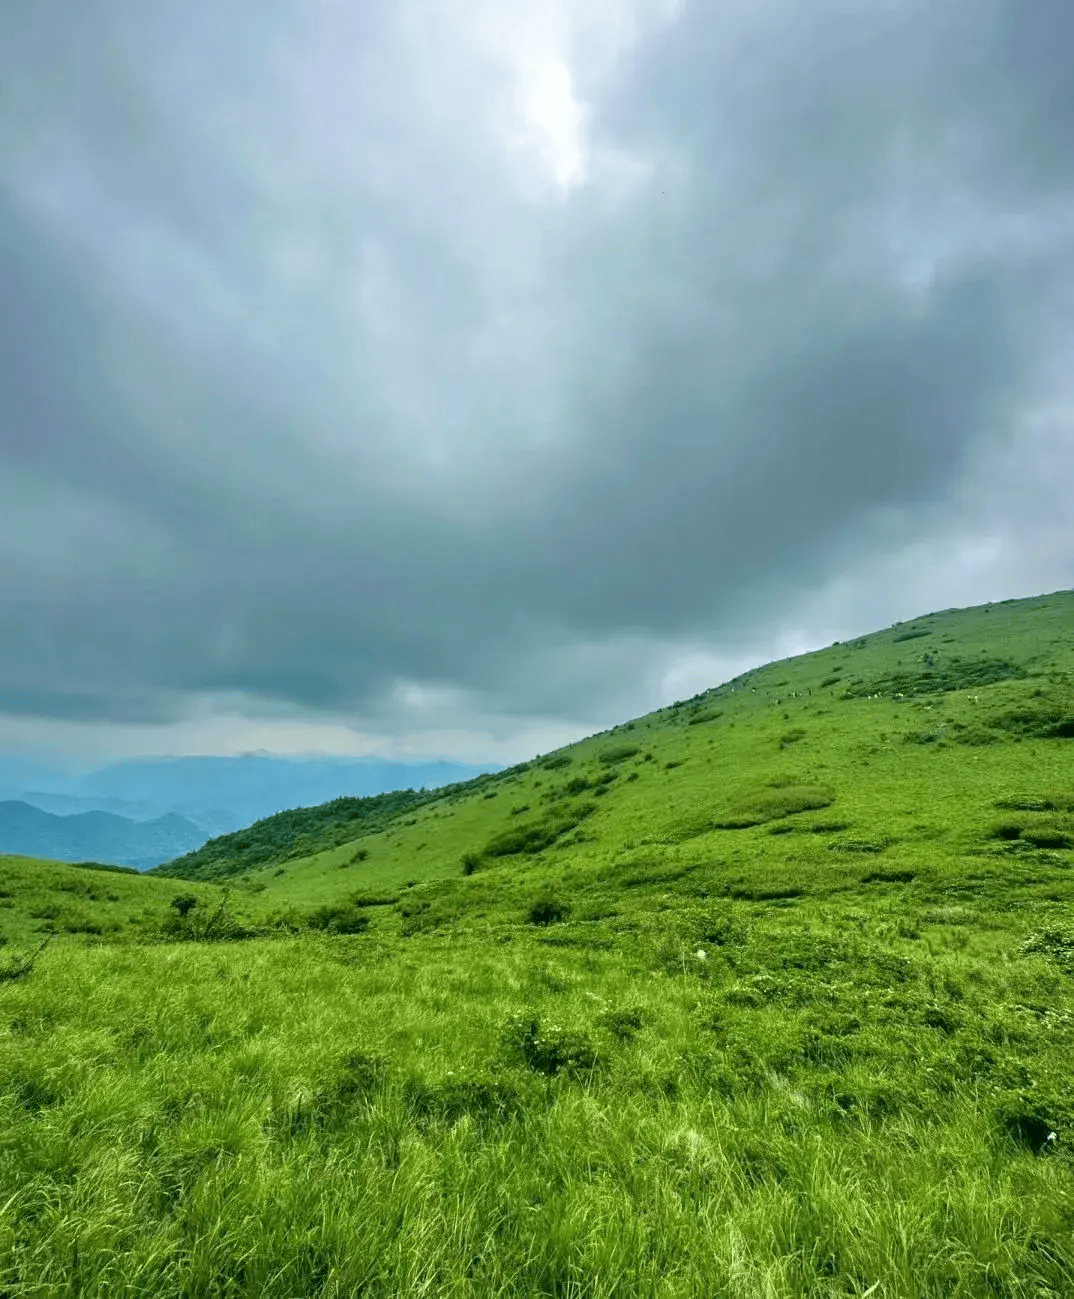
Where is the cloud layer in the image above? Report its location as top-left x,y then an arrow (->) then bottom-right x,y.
2,0 -> 1071,765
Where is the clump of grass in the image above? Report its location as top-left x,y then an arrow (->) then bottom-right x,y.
988,817 -> 1074,849
482,805 -> 596,859
527,894 -> 571,925
1018,926 -> 1074,967
500,1013 -> 604,1076
338,847 -> 369,868
305,901 -> 371,935
842,656 -> 1027,699
893,628 -> 932,642
714,781 -> 836,829
995,793 -> 1074,812
403,1072 -> 528,1130
266,1050 -> 391,1140
595,1006 -> 646,1041
0,935 -> 51,983
903,728 -> 947,745
157,889 -> 254,942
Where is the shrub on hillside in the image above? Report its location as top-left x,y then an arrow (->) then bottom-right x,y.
481,805 -> 596,859
995,793 -> 1074,812
892,629 -> 932,643
0,936 -> 51,984
988,817 -> 1074,849
1018,926 -> 1074,967
714,782 -> 835,828
403,1073 -> 527,1129
158,890 -> 254,942
305,902 -> 370,935
500,1013 -> 604,1077
990,705 -> 1074,740
595,1006 -> 645,1042
338,848 -> 369,868
527,894 -> 571,925
598,744 -> 640,765
841,657 -> 1027,700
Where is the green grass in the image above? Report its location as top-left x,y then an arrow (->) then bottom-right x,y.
1,588 -> 1073,1296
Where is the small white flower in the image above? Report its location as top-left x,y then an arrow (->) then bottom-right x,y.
695,949 -> 707,961
1047,1131 -> 1057,1143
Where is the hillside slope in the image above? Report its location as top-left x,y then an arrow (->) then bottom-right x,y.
2,588 -> 1072,1298
152,588 -> 1074,914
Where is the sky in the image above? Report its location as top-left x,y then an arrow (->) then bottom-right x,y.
1,0 -> 1072,775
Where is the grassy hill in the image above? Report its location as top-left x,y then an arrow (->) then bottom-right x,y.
1,589 -> 1072,1296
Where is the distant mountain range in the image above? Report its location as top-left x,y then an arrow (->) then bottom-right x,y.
0,801 -> 208,871
0,753 -> 503,868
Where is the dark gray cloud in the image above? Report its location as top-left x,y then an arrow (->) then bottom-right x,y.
1,0 -> 1071,765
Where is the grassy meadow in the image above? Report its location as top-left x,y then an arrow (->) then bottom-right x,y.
1,590 -> 1073,1296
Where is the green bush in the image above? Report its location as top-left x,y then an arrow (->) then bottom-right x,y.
995,793 -> 1074,812
158,891 -> 254,942
402,1073 -> 526,1128
0,937 -> 51,984
305,903 -> 370,935
714,782 -> 836,828
500,1014 -> 604,1077
598,744 -> 640,765
595,1006 -> 645,1042
1018,927 -> 1074,967
893,629 -> 932,643
841,657 -> 1027,700
527,894 -> 571,925
990,706 -> 1074,739
1021,820 -> 1074,848
482,804 -> 596,859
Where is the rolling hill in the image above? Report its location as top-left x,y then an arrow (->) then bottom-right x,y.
0,800 -> 208,870
1,588 -> 1072,1297
3,754 -> 504,838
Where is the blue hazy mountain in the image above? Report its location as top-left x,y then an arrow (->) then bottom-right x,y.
0,800 -> 208,870
3,753 -> 504,839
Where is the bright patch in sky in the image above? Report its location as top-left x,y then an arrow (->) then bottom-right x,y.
513,56 -> 590,191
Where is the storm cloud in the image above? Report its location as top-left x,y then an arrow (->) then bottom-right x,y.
2,0 -> 1071,767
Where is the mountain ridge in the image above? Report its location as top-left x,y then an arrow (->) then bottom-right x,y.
0,800 -> 208,870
